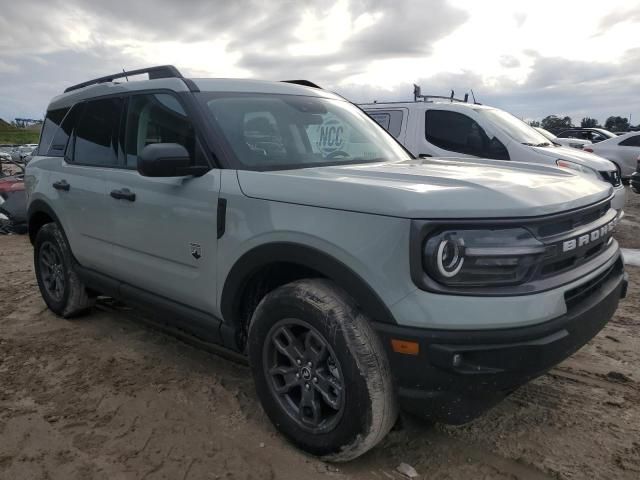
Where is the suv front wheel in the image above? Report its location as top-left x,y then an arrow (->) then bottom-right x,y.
34,223 -> 95,317
248,279 -> 397,461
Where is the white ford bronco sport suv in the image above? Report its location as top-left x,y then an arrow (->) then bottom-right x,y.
26,66 -> 627,461
360,89 -> 626,211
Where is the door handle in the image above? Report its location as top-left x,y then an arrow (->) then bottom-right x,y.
418,153 -> 432,158
110,188 -> 136,202
52,180 -> 70,191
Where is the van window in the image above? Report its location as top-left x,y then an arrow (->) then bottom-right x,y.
368,112 -> 390,130
124,93 -> 198,168
368,110 -> 403,138
425,110 -> 509,160
72,98 -> 123,166
39,108 -> 69,155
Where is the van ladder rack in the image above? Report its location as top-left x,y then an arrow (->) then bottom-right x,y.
64,65 -> 184,93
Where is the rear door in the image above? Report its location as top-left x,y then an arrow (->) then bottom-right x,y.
51,97 -> 122,274
105,92 -> 220,313
617,134 -> 640,177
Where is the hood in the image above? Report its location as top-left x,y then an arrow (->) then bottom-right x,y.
237,158 -> 613,219
531,145 -> 616,171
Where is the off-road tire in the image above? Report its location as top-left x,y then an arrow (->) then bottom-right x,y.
34,222 -> 94,317
248,278 -> 397,461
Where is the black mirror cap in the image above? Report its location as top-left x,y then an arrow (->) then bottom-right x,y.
138,143 -> 193,177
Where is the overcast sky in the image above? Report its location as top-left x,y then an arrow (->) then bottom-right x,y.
1,0 -> 639,125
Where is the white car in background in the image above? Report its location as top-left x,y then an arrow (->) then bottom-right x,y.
534,127 -> 591,150
360,94 -> 626,211
585,132 -> 640,179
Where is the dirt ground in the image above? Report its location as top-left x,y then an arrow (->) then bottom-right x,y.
1,189 -> 639,480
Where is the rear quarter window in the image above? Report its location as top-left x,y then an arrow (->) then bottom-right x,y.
620,135 -> 640,147
38,108 -> 69,154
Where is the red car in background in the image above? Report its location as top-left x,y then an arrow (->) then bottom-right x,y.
0,158 -> 27,232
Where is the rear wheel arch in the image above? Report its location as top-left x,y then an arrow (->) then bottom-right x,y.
220,242 -> 397,349
28,200 -> 61,245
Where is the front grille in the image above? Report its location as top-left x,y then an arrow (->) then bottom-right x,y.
564,258 -> 622,311
532,201 -> 610,238
600,170 -> 622,187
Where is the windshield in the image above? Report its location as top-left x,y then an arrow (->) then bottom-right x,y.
199,93 -> 411,170
593,128 -> 617,139
534,127 -> 557,141
477,108 -> 553,147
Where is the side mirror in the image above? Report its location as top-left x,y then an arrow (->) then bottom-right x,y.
137,143 -> 208,177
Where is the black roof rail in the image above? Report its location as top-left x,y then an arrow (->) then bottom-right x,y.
281,80 -> 323,89
64,65 -> 184,93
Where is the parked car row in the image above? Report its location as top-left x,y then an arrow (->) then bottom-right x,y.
533,127 -> 592,150
0,143 -> 38,163
25,66 -> 628,461
583,132 -> 640,179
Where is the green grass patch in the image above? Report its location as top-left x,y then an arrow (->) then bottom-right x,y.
0,129 -> 40,144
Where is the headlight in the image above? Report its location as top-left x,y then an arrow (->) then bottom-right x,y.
556,159 -> 598,178
422,228 -> 546,287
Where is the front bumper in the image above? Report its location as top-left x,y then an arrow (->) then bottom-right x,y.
374,257 -> 627,424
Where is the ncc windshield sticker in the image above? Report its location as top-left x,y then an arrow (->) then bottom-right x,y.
308,114 -> 348,157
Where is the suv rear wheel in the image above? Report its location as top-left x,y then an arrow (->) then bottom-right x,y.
34,223 -> 94,317
248,279 -> 397,461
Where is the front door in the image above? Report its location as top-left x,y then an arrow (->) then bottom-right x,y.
106,92 -> 220,313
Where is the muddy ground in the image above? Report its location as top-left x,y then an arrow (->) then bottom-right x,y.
1,188 -> 639,480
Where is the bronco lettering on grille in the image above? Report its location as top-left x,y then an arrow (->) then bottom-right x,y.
562,219 -> 617,253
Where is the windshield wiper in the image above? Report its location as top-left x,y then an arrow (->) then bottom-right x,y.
522,142 -> 552,147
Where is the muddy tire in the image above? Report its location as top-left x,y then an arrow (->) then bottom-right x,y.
248,279 -> 397,461
34,223 -> 94,318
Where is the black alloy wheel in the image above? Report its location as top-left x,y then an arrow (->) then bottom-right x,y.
38,240 -> 65,302
263,318 -> 345,433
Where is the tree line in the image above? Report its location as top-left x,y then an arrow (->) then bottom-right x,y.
528,115 -> 639,134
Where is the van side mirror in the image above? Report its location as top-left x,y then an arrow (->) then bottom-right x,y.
138,143 -> 208,177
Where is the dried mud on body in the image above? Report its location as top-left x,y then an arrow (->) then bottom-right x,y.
1,187 -> 639,479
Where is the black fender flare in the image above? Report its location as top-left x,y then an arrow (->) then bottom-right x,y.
220,242 -> 397,327
27,199 -> 63,244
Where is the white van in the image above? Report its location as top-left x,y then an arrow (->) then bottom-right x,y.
360,96 -> 626,211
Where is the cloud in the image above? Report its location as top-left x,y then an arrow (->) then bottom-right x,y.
598,6 -> 640,31
0,0 -> 639,127
499,55 -> 520,68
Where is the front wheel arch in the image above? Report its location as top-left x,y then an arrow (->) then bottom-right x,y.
220,242 -> 397,348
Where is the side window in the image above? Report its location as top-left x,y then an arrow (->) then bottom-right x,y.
620,135 -> 640,147
590,132 -> 605,142
124,93 -> 198,168
38,108 -> 69,154
72,97 -> 123,166
426,110 -> 488,157
368,110 -> 403,138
